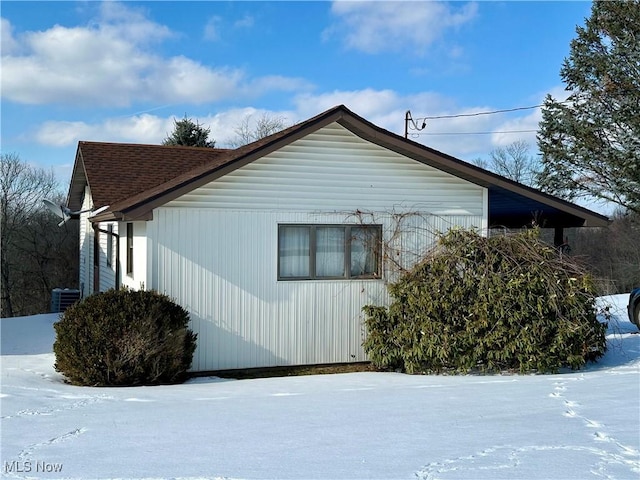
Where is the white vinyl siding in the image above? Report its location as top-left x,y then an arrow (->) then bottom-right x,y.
96,222 -> 116,292
79,187 -> 118,294
149,209 -> 482,371
78,187 -> 92,297
166,123 -> 484,216
148,210 -> 385,371
120,222 -> 147,291
146,122 -> 486,371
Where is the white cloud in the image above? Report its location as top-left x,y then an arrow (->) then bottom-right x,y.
204,16 -> 222,41
242,76 -> 314,99
327,1 -> 478,54
234,15 -> 255,29
292,89 -> 513,160
491,109 -> 541,148
36,114 -> 174,146
34,109 -> 301,148
1,17 -> 20,54
96,1 -> 173,44
490,86 -> 571,148
1,6 -> 309,107
33,86 -> 565,164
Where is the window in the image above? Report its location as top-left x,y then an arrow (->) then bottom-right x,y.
106,224 -> 113,267
93,228 -> 100,268
126,223 -> 133,276
278,224 -> 381,280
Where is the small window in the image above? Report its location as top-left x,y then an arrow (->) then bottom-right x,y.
106,224 -> 113,267
278,224 -> 381,280
126,223 -> 133,276
93,228 -> 100,267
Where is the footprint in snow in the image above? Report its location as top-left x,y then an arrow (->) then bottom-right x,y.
584,419 -> 603,429
593,431 -> 612,442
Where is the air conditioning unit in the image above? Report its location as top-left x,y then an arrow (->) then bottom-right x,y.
51,288 -> 81,313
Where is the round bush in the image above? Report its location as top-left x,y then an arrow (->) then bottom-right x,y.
363,229 -> 607,374
54,289 -> 197,386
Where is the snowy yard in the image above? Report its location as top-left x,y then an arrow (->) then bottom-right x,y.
1,295 -> 638,480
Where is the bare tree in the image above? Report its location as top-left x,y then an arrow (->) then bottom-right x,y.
473,140 -> 540,187
228,113 -> 287,148
1,153 -> 78,317
570,210 -> 640,294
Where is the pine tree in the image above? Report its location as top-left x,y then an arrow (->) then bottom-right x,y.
537,0 -> 640,214
163,116 -> 215,148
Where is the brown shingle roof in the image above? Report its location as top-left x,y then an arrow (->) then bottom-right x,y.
68,142 -> 232,212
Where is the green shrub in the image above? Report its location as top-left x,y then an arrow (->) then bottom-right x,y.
54,289 -> 197,386
363,229 -> 607,374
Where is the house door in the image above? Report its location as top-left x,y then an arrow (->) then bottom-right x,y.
93,228 -> 100,292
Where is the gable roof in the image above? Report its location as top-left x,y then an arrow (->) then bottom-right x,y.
68,142 -> 232,213
68,105 -> 609,228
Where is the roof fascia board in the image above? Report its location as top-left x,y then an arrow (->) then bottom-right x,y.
66,147 -> 87,212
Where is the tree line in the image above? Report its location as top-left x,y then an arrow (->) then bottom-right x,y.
1,153 -> 78,317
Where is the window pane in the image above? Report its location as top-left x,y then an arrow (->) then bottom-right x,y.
350,227 -> 380,277
279,226 -> 310,277
316,227 -> 345,277
107,224 -> 113,267
126,223 -> 134,275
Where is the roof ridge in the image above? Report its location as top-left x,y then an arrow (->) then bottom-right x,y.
78,140 -> 233,152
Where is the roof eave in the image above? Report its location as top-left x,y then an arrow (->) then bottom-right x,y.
66,146 -> 88,211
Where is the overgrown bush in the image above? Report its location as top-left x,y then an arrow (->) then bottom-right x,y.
54,289 -> 197,386
363,229 -> 607,374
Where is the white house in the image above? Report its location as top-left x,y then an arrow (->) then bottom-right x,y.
66,105 -> 609,372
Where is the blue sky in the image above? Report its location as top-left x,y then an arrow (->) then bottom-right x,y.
1,1 -> 593,188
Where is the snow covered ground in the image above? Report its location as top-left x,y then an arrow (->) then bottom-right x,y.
1,295 -> 638,480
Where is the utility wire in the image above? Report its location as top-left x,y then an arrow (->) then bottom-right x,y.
405,100 -> 571,137
422,104 -> 544,120
417,99 -> 573,121
416,129 -> 538,136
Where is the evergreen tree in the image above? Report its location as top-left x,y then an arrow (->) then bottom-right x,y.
537,0 -> 640,214
163,116 -> 215,148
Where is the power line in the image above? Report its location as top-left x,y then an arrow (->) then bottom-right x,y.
415,129 -> 538,136
422,104 -> 544,120
404,100 -> 571,137
415,99 -> 574,122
